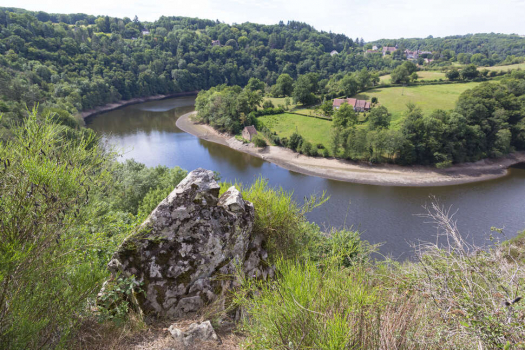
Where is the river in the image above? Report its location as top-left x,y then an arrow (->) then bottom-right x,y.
86,95 -> 525,259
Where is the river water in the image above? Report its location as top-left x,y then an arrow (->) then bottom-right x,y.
86,96 -> 525,259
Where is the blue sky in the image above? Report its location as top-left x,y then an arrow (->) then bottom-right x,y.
3,0 -> 525,41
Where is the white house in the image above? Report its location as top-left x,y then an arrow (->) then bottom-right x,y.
330,50 -> 338,56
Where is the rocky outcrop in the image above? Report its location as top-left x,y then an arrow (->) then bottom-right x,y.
107,168 -> 272,318
169,321 -> 220,347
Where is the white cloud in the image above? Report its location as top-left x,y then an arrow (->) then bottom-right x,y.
2,0 -> 524,40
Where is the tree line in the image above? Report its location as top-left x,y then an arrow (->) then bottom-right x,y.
329,70 -> 525,166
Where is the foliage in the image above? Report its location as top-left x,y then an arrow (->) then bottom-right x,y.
252,135 -> 267,147
271,73 -> 294,97
0,110 -> 114,349
96,275 -> 143,325
292,74 -> 318,105
367,105 -> 391,130
194,84 -> 260,133
109,159 -> 187,216
410,202 -> 525,348
221,178 -> 328,261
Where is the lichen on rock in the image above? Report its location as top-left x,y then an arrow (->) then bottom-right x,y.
106,168 -> 272,319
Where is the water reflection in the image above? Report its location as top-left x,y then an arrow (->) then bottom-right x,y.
88,96 -> 525,259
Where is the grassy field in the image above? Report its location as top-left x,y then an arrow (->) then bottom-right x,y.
480,63 -> 525,72
356,82 -> 481,127
258,113 -> 333,152
260,97 -> 297,109
379,71 -> 447,84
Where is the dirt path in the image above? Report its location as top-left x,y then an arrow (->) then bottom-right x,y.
176,112 -> 525,187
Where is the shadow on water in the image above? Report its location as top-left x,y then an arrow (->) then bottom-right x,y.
88,96 -> 525,260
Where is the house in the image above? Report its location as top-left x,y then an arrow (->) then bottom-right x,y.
212,40 -> 221,46
382,46 -> 397,56
142,29 -> 150,35
330,50 -> 338,56
365,49 -> 379,56
332,98 -> 371,112
405,50 -> 419,60
242,125 -> 258,141
372,45 -> 378,50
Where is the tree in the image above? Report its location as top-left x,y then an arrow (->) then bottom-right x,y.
319,100 -> 333,117
293,75 -> 317,105
460,64 -> 479,80
262,100 -> 274,109
245,77 -> 265,92
356,68 -> 371,90
339,74 -> 359,96
272,73 -> 294,97
446,68 -> 460,81
390,66 -> 410,84
368,106 -> 391,130
332,103 -> 357,129
470,53 -> 485,65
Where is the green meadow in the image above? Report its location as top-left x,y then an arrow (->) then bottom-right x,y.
258,113 -> 333,152
379,70 -> 447,84
356,82 -> 481,127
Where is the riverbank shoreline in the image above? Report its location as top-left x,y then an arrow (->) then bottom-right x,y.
79,91 -> 198,120
176,112 -> 525,187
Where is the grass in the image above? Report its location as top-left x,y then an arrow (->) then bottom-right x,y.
260,97 -> 297,110
480,63 -> 525,72
258,113 -> 333,152
380,70 -> 447,83
356,82 -> 481,128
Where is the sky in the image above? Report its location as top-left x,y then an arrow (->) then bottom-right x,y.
3,0 -> 525,41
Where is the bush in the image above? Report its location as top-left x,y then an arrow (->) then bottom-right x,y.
0,110 -> 115,349
412,202 -> 525,348
288,132 -> 304,151
301,141 -> 312,155
322,148 -> 330,157
221,178 -> 328,261
252,135 -> 267,147
262,100 -> 275,109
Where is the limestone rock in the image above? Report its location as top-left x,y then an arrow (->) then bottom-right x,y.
107,168 -> 272,318
169,321 -> 219,347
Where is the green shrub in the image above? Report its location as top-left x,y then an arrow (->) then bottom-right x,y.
0,110 -> 115,349
262,100 -> 275,109
221,178 -> 328,261
252,135 -> 267,147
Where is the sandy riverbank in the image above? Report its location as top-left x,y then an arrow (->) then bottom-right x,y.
176,112 -> 525,186
79,91 -> 198,120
